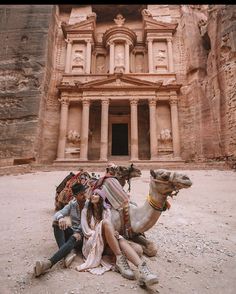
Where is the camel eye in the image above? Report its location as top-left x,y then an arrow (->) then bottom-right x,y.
162,174 -> 169,180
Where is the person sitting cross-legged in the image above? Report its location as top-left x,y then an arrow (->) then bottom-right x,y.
33,182 -> 86,277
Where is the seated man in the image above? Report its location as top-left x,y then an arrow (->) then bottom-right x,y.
34,182 -> 86,277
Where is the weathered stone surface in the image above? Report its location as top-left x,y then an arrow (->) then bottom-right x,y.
0,5 -> 235,167
0,5 -> 54,165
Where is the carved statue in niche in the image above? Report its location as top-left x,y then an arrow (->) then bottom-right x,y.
114,45 -> 125,73
156,49 -> 166,63
67,130 -> 80,144
96,54 -> 106,74
73,50 -> 84,65
72,50 -> 85,73
116,52 -> 124,66
114,14 -> 125,26
135,53 -> 144,73
159,128 -> 172,144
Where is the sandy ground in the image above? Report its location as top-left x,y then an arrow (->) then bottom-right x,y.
0,169 -> 236,294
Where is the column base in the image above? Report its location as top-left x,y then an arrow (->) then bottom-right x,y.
79,158 -> 88,161
99,158 -> 108,162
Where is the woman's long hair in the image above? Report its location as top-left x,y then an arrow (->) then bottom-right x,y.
87,196 -> 104,228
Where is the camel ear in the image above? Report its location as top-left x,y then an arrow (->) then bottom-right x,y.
150,170 -> 156,178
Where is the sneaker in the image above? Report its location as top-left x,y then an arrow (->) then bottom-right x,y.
34,260 -> 52,277
115,254 -> 135,280
64,249 -> 77,268
138,261 -> 159,286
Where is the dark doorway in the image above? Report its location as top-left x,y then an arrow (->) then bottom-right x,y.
112,123 -> 128,155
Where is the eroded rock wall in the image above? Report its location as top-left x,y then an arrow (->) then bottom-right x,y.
0,5 -> 54,165
179,5 -> 236,164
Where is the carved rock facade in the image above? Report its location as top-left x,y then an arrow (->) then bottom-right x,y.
0,5 -> 235,166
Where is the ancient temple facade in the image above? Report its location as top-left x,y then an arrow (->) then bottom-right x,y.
1,5 -> 235,168
55,6 -> 182,164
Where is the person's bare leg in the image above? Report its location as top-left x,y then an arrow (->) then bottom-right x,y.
119,237 -> 159,286
102,219 -> 121,256
119,238 -> 141,267
102,219 -> 135,280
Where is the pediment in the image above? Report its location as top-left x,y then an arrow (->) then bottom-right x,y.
82,75 -> 162,88
61,18 -> 96,35
144,19 -> 178,33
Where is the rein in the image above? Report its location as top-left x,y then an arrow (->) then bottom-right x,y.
126,166 -> 132,192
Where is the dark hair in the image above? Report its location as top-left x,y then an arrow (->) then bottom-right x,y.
87,196 -> 104,228
71,183 -> 86,195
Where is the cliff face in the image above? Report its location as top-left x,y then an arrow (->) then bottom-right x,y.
179,5 -> 236,164
0,5 -> 54,165
0,5 -> 235,166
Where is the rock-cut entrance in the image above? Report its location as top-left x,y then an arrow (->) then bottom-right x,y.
111,123 -> 128,155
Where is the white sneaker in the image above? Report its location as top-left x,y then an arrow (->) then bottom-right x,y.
138,261 -> 159,286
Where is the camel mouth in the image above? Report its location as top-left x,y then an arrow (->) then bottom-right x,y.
174,178 -> 192,189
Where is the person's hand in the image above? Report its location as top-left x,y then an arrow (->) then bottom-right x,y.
58,218 -> 68,230
73,233 -> 82,241
114,231 -> 119,239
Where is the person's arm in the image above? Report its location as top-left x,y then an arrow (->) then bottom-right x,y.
54,202 -> 71,220
54,202 -> 72,230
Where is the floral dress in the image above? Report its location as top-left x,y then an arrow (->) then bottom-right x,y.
75,206 -> 113,275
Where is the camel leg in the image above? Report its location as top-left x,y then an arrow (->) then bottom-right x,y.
131,234 -> 157,257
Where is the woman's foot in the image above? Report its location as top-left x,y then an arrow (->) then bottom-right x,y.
115,254 -> 135,280
138,261 -> 159,286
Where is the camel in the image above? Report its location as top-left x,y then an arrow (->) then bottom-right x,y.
110,169 -> 192,256
107,163 -> 142,191
54,164 -> 141,210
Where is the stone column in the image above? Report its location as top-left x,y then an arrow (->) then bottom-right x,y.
100,99 -> 109,161
57,97 -> 69,159
130,98 -> 139,161
167,38 -> 174,72
80,99 -> 90,161
86,40 -> 92,74
149,99 -> 158,159
109,42 -> 115,74
170,95 -> 180,157
147,39 -> 154,73
65,40 -> 72,73
125,42 -> 130,74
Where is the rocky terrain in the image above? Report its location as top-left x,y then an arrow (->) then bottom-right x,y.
0,169 -> 235,294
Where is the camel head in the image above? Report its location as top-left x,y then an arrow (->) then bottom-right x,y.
150,169 -> 192,197
117,163 -> 142,179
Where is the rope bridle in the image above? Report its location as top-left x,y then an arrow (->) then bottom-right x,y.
147,172 -> 180,211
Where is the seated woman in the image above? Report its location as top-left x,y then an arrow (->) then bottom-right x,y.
75,188 -> 159,286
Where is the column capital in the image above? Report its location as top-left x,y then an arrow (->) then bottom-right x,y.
147,37 -> 154,43
167,37 -> 172,43
148,98 -> 156,106
130,98 -> 139,106
170,91 -> 178,101
169,98 -> 178,105
108,41 -> 114,46
125,40 -> 132,46
59,96 -> 69,105
101,98 -> 110,105
65,38 -> 72,44
82,98 -> 90,106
